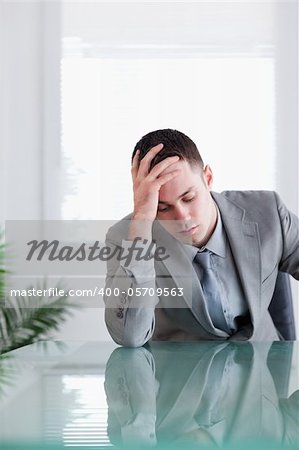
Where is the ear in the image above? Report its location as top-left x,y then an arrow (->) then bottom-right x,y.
202,165 -> 214,190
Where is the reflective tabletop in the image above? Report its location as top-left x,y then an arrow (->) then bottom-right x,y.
0,341 -> 298,450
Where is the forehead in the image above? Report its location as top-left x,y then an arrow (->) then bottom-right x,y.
158,160 -> 203,202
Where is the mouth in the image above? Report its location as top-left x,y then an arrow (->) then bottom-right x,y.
178,225 -> 199,236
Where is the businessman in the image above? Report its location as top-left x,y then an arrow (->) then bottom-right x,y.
104,129 -> 299,346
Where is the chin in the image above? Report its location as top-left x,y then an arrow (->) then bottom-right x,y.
192,233 -> 205,248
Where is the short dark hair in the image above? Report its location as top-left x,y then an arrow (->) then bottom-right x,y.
132,129 -> 204,171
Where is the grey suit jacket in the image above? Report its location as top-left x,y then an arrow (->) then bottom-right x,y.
104,191 -> 299,346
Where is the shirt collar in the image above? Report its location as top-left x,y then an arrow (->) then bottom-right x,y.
183,206 -> 227,259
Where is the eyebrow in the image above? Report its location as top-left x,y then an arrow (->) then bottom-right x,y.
158,187 -> 196,205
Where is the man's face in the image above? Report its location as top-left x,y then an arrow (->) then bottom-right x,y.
156,160 -> 217,247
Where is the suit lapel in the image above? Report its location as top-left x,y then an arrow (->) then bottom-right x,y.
152,219 -> 193,298
212,192 -> 262,330
152,191 -> 262,335
152,219 -> 229,336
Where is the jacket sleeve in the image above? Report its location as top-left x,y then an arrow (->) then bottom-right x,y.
104,347 -> 157,446
275,192 -> 299,280
103,233 -> 160,347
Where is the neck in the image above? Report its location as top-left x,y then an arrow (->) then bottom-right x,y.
195,200 -> 218,248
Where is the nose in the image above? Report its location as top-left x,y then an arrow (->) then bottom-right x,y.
173,204 -> 191,222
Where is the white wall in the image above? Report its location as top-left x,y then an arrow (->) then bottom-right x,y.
1,2 -> 44,222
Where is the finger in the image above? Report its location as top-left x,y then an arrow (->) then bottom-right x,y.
154,170 -> 180,188
148,155 -> 180,180
131,149 -> 140,180
137,143 -> 164,178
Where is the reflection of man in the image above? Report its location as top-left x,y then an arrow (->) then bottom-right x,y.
104,342 -> 299,447
104,129 -> 299,346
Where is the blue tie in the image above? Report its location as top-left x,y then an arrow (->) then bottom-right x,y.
194,250 -> 230,333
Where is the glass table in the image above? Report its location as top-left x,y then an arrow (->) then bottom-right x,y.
0,341 -> 298,449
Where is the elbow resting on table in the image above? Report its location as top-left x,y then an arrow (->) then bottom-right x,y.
105,312 -> 151,348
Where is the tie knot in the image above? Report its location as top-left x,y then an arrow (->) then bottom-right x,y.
194,250 -> 212,269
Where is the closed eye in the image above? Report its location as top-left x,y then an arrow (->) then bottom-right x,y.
157,206 -> 170,213
158,196 -> 195,212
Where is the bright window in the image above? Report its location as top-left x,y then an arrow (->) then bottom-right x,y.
61,55 -> 275,220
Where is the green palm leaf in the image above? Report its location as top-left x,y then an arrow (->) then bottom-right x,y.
0,231 -> 77,354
